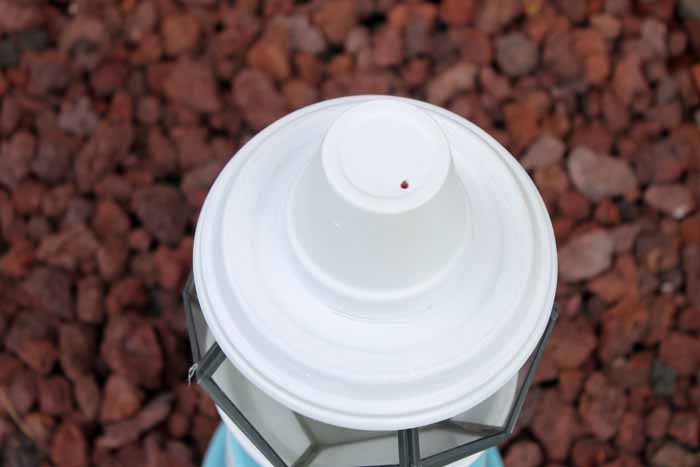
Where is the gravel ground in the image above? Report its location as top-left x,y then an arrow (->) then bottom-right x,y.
0,0 -> 699,466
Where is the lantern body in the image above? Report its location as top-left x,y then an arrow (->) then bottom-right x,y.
184,275 -> 556,467
185,96 -> 558,467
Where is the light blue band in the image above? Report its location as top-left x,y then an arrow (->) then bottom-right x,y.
203,424 -> 504,467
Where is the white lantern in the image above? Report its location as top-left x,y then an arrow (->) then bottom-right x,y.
184,96 -> 558,467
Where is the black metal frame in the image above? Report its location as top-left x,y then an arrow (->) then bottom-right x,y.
183,274 -> 558,467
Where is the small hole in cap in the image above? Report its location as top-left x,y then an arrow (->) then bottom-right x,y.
401,180 -> 409,189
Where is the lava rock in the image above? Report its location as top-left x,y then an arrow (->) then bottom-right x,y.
559,229 -> 615,282
496,32 -> 538,77
131,185 -> 188,247
568,146 -> 638,200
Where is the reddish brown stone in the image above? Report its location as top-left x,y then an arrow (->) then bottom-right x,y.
558,191 -> 590,221
51,422 -> 88,467
101,315 -> 163,389
547,316 -> 597,369
439,0 -> 474,26
101,375 -> 144,423
247,22 -> 291,81
73,376 -> 100,420
612,54 -> 649,105
192,414 -> 219,456
645,185 -> 695,219
8,369 -> 37,414
162,58 -> 221,113
532,390 -> 580,461
0,238 -> 34,278
76,276 -> 103,324
21,266 -> 73,319
75,123 -> 134,192
286,15 -> 326,55
659,332 -> 700,375
572,437 -> 613,466
93,200 -> 130,239
543,30 -> 583,81
59,323 -> 96,381
608,351 -> 652,388
669,412 -> 699,447
568,147 -> 638,201
679,307 -> 700,332
504,440 -> 543,467
131,185 -> 188,246
636,230 -> 679,273
559,229 -> 614,282
579,373 -> 627,440
96,393 -> 173,450
180,162 -> 222,209
615,412 -> 645,453
97,237 -> 129,281
373,27 -> 403,67
595,199 -> 621,225
496,32 -> 538,77
681,214 -> 700,244
522,134 -> 566,170
25,50 -> 70,94
0,131 -> 35,190
170,126 -> 213,170
589,255 -> 638,303
645,405 -> 671,439
5,316 -> 57,375
426,62 -> 477,106
95,64 -> 130,100
282,79 -> 318,110
475,0 -> 522,33
23,412 -> 55,447
558,369 -> 585,402
294,52 -> 322,85
479,66 -> 510,100
504,100 -> 540,153
684,244 -> 700,308
450,27 -> 492,65
313,0 -> 357,44
105,278 -> 148,316
233,68 -> 288,131
599,298 -> 648,361
168,412 -> 190,439
162,12 -> 200,56
38,376 -> 73,415
636,138 -> 689,184
650,442 -> 698,467
36,223 -> 99,271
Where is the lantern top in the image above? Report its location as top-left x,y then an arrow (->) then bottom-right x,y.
322,99 -> 451,214
193,96 -> 557,431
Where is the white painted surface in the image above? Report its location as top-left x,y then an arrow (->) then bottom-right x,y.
194,96 -> 557,430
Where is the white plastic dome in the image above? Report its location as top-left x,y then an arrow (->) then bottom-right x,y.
193,96 -> 557,431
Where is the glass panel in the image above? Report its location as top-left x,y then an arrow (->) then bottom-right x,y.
417,307 -> 558,466
297,416 -> 399,467
182,274 -> 215,363
417,372 -> 516,461
503,345 -> 539,432
418,422 -> 481,460
502,308 -> 558,434
306,436 -> 399,467
208,355 -> 400,467
210,357 -> 313,466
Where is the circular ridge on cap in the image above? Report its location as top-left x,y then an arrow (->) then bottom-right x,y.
322,99 -> 451,214
193,96 -> 557,430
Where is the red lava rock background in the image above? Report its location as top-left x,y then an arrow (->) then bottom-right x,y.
0,0 -> 700,466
